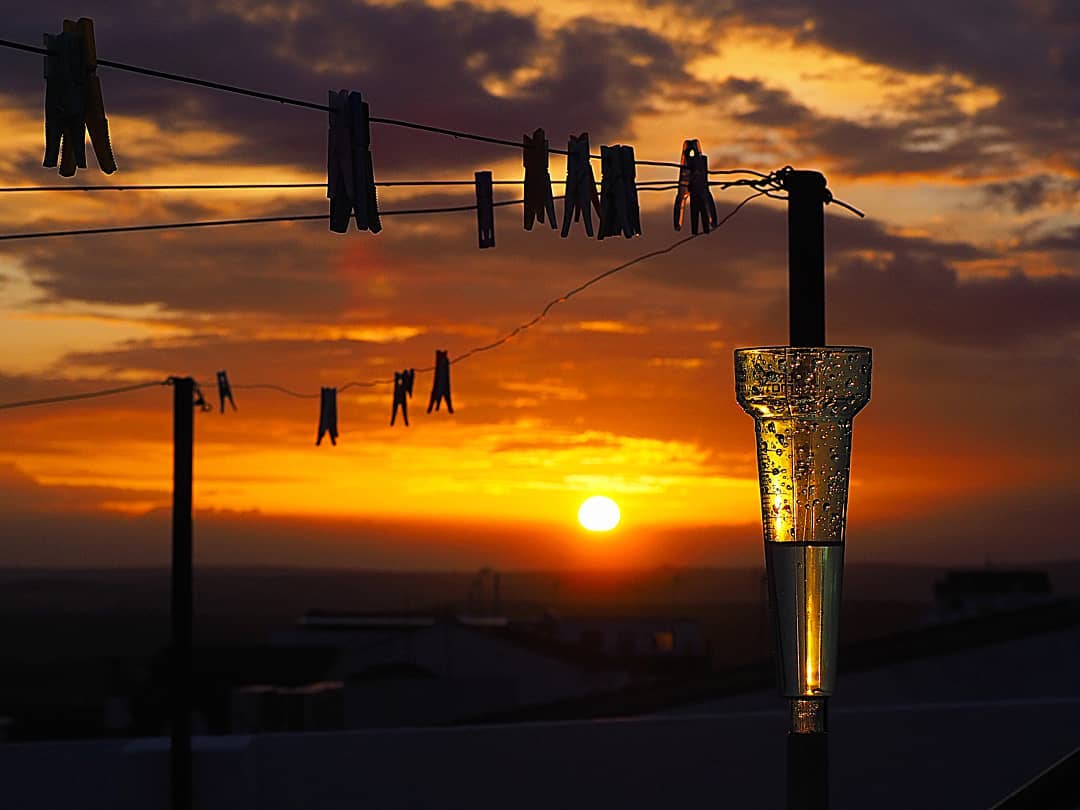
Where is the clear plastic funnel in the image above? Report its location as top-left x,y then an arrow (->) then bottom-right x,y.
735,347 -> 871,696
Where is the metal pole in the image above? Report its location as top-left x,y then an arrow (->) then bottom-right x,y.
784,170 -> 827,347
785,171 -> 829,808
788,697 -> 828,810
171,377 -> 194,810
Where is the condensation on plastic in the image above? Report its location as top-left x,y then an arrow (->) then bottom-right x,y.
735,346 -> 871,696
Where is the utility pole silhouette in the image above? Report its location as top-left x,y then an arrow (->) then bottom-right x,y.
171,377 -> 195,810
783,171 -> 829,810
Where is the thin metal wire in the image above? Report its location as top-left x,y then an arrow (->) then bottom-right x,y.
0,179 -> 683,193
711,168 -> 770,179
340,377 -> 398,391
0,199 -> 549,239
0,186 -> 696,240
231,383 -> 320,399
0,214 -> 329,241
383,191 -> 765,375
0,192 -> 763,410
449,192 -> 765,366
0,37 -> 763,174
0,183 -> 326,192
829,197 -> 866,218
0,380 -> 166,410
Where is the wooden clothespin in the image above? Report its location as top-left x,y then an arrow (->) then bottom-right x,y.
327,90 -> 381,234
216,370 -> 236,413
427,350 -> 454,415
598,145 -> 642,239
316,387 -> 338,446
475,170 -> 495,248
43,18 -> 116,176
522,128 -> 557,231
391,368 -> 414,427
673,139 -> 718,234
561,133 -> 600,238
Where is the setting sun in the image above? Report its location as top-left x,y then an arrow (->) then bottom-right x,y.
577,496 -> 621,532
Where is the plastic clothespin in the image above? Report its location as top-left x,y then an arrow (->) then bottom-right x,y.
192,382 -> 211,412
522,128 -> 557,231
327,91 -> 355,234
327,90 -> 381,234
77,19 -> 116,175
475,170 -> 495,248
598,145 -> 641,239
391,368 -> 414,427
216,371 -> 236,413
42,18 -> 115,177
673,139 -> 718,234
316,387 -> 339,446
43,25 -> 84,176
426,350 -> 454,415
561,133 -> 600,238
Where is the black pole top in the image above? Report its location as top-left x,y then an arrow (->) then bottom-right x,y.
783,170 -> 828,348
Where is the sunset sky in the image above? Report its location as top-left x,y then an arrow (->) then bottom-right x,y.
1,0 -> 1077,569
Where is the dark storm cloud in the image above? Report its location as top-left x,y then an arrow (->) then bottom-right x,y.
0,3 -> 702,317
708,0 -> 1068,99
982,175 -> 1080,214
2,214 -> 347,314
668,1 -> 1080,175
54,335 -> 410,387
720,77 -> 1015,176
2,2 -> 694,175
1024,224 -> 1080,253
0,462 -> 166,512
721,77 -> 809,127
0,186 -> 534,314
631,199 -> 989,293
830,254 -> 1080,347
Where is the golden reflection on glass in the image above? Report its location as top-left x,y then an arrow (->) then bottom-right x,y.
736,347 -> 871,697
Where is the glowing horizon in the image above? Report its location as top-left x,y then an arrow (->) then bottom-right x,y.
0,2 -> 1077,568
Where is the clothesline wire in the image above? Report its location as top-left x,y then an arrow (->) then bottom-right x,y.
0,176 -> 868,213
0,179 -> 858,224
0,179 -> 689,193
0,192 -> 762,411
231,383 -> 320,400
0,37 -> 767,175
0,380 -> 166,410
0,42 -> 865,213
0,199 -> 528,241
0,185 -> 702,242
0,214 -> 328,241
445,191 -> 763,367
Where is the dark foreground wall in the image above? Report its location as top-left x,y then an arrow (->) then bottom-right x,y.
1,700 -> 1078,809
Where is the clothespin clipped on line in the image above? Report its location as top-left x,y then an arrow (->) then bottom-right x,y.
523,128 -> 557,231
673,139 -> 718,234
598,144 -> 641,239
561,133 -> 600,238
216,370 -> 236,413
327,90 -> 381,234
475,171 -> 495,248
427,350 -> 454,415
391,368 -> 414,427
43,17 -> 117,176
316,387 -> 339,446
192,381 -> 212,412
